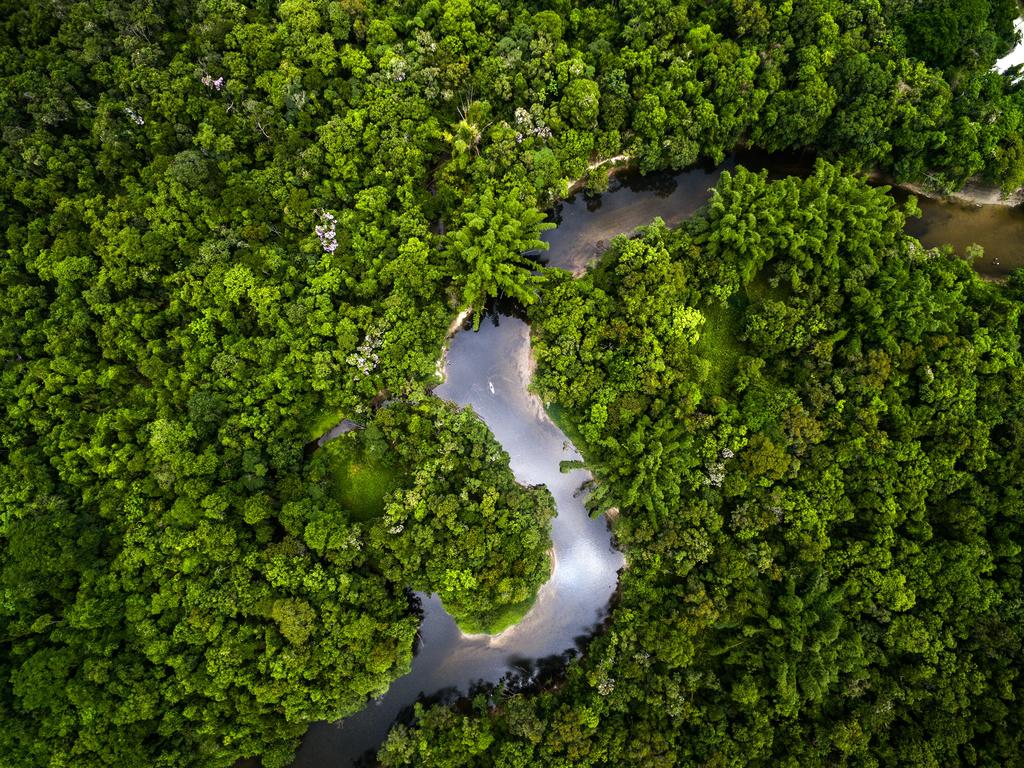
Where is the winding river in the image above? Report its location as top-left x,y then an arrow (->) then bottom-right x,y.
543,151 -> 1024,278
294,156 -> 1022,768
294,310 -> 624,767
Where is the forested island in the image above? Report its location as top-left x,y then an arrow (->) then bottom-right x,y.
2,2 -> 1023,768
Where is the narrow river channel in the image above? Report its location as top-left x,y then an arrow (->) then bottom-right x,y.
294,313 -> 624,767
543,151 -> 1024,279
294,156 -> 1022,768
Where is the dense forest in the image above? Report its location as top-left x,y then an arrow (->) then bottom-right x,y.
1,1 -> 1023,767
382,164 -> 1024,767
324,400 -> 555,635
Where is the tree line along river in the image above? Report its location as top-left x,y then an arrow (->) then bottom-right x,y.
293,154 -> 1024,768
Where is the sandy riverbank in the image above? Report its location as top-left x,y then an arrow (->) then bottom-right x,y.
883,175 -> 1024,208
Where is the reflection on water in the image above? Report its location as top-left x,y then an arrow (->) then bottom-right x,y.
995,18 -> 1024,79
543,152 -> 1023,280
293,314 -> 623,768
294,151 -> 1023,768
897,193 -> 1024,279
540,159 -> 733,274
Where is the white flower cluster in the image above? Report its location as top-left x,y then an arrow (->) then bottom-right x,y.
201,73 -> 226,90
124,107 -> 144,125
513,106 -> 552,143
314,209 -> 338,253
704,447 -> 734,487
705,460 -> 726,487
414,30 -> 437,53
347,331 -> 382,375
384,56 -> 408,82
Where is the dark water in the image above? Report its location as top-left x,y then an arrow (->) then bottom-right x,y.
898,193 -> 1024,279
294,155 -> 1023,768
540,159 -> 734,273
542,153 -> 1024,280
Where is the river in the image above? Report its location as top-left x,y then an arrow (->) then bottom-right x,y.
995,18 -> 1024,79
543,151 -> 1024,279
293,309 -> 624,767
294,155 -> 1022,768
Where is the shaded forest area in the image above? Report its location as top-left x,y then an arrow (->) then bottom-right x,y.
2,1 -> 1023,767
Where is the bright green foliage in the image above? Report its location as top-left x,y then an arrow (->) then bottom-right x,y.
2,0 -> 1024,766
321,436 -> 401,522
381,163 -> 1024,767
355,401 -> 555,634
447,185 -> 554,324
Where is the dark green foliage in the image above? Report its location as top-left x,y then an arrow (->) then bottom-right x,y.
892,0 -> 1018,70
381,164 -> 1024,767
2,0 -> 1024,766
343,401 -> 555,633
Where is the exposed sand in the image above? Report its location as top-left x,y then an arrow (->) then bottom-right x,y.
567,154 -> 633,195
995,18 -> 1024,75
896,178 -> 1024,209
434,307 -> 473,384
456,546 -> 558,645
513,327 -> 549,423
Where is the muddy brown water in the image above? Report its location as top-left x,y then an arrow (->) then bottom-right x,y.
897,192 -> 1024,279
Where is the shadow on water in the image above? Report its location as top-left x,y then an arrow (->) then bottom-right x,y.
539,158 -> 733,275
476,294 -> 531,325
891,188 -> 1024,279
292,150 -> 1024,768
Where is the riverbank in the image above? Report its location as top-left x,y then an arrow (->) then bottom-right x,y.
457,546 -> 558,642
550,152 -> 1024,281
872,172 -> 1024,208
294,150 -> 1021,768
567,154 -> 634,195
995,17 -> 1024,78
570,150 -> 1024,210
433,307 -> 473,384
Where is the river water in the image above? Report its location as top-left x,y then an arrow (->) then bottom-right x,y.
294,313 -> 624,767
898,192 -> 1024,279
294,156 -> 1022,768
543,152 -> 1024,279
995,18 -> 1024,78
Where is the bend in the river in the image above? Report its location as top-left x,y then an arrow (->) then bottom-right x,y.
294,309 -> 624,768
542,151 -> 1024,279
294,153 -> 1023,768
